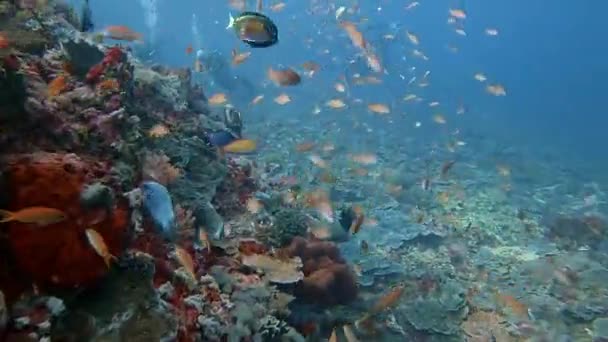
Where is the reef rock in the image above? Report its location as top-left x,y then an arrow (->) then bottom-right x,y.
133,63 -> 189,112
1,152 -> 129,289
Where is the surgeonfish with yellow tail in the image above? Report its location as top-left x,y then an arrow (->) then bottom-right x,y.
85,228 -> 117,268
227,11 -> 279,48
0,207 -> 67,226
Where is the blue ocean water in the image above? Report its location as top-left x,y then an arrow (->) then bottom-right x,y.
46,1 -> 608,340
80,0 -> 608,167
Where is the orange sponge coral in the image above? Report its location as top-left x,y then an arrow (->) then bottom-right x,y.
2,152 -> 129,289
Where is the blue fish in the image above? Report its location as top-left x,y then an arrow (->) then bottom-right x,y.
205,130 -> 238,148
141,181 -> 175,239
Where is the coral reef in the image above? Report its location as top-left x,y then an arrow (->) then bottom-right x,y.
1,152 -> 129,290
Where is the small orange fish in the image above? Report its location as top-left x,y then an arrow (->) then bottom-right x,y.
326,99 -> 346,109
0,207 -> 66,226
0,32 -> 9,49
246,198 -> 263,214
48,75 -> 68,97
96,78 -> 119,92
406,31 -> 419,45
349,209 -> 365,235
148,123 -> 170,138
186,45 -> 193,54
351,153 -> 378,165
367,103 -> 390,114
486,84 -> 507,96
231,49 -> 251,65
310,226 -> 332,240
208,93 -> 228,105
449,8 -> 467,19
223,139 -> 257,153
85,228 -> 116,268
270,2 -> 286,11
308,154 -> 328,168
302,61 -> 320,74
199,227 -> 211,251
274,93 -> 291,105
250,94 -> 264,105
175,246 -> 196,281
365,52 -> 382,73
369,285 -> 404,314
295,142 -> 315,152
341,22 -> 366,50
268,67 -> 301,86
102,25 -> 143,42
433,114 -> 447,124
494,290 -> 528,317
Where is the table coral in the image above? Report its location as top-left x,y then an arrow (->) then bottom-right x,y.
1,152 -> 129,290
241,254 -> 304,284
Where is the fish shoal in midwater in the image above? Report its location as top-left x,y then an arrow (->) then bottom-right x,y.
226,11 -> 278,48
0,207 -> 66,226
142,181 -> 176,240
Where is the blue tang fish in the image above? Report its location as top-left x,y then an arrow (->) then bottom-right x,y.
141,181 -> 175,239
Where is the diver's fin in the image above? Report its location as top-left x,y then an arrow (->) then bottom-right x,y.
226,13 -> 234,29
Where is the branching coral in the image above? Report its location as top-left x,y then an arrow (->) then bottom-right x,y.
141,152 -> 182,186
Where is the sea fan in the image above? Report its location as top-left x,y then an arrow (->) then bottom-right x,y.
141,152 -> 181,186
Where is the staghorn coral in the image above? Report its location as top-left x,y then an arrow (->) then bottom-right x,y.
141,152 -> 182,186
241,254 -> 304,284
1,152 -> 129,290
